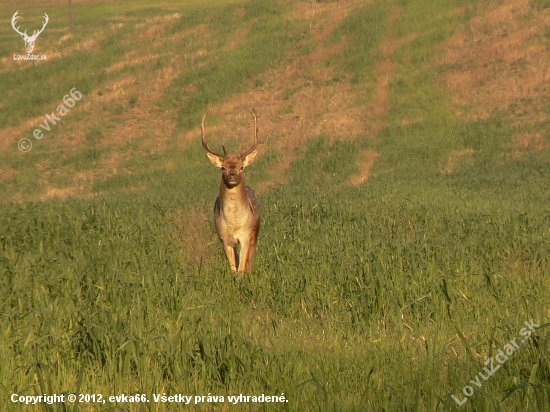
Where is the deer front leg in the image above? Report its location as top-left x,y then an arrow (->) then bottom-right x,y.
245,235 -> 257,274
237,239 -> 250,274
223,243 -> 238,272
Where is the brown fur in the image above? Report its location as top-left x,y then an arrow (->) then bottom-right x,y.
202,109 -> 261,275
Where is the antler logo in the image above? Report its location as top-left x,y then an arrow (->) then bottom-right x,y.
11,11 -> 49,54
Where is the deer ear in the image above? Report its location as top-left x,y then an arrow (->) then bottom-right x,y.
207,152 -> 224,168
242,150 -> 257,167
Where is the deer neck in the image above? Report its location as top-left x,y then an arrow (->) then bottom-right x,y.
219,179 -> 248,210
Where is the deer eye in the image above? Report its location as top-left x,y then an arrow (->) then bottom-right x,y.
221,166 -> 227,171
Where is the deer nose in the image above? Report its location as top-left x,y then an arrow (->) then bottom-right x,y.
227,172 -> 243,185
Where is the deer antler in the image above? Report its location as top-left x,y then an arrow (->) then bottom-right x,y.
31,13 -> 49,40
239,108 -> 258,159
201,110 -> 227,158
11,11 -> 27,37
11,11 -> 48,40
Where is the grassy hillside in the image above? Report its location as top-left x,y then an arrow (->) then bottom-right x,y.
1,0 -> 549,410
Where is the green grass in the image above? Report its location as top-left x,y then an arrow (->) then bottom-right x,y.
1,0 -> 550,410
164,1 -> 307,130
531,0 -> 550,10
326,0 -> 391,84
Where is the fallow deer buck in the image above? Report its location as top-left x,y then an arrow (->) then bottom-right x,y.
202,109 -> 261,275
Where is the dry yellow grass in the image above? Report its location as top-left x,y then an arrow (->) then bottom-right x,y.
440,0 -> 550,127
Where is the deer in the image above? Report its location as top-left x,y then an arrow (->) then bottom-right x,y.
201,109 -> 261,276
11,11 -> 49,54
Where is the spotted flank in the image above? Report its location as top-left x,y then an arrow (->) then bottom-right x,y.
246,186 -> 260,216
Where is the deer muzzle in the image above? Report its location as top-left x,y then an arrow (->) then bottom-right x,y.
226,173 -> 240,186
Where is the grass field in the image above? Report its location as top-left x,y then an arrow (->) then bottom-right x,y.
1,0 -> 550,410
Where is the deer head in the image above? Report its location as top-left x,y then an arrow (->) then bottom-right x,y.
11,11 -> 49,54
201,109 -> 259,188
